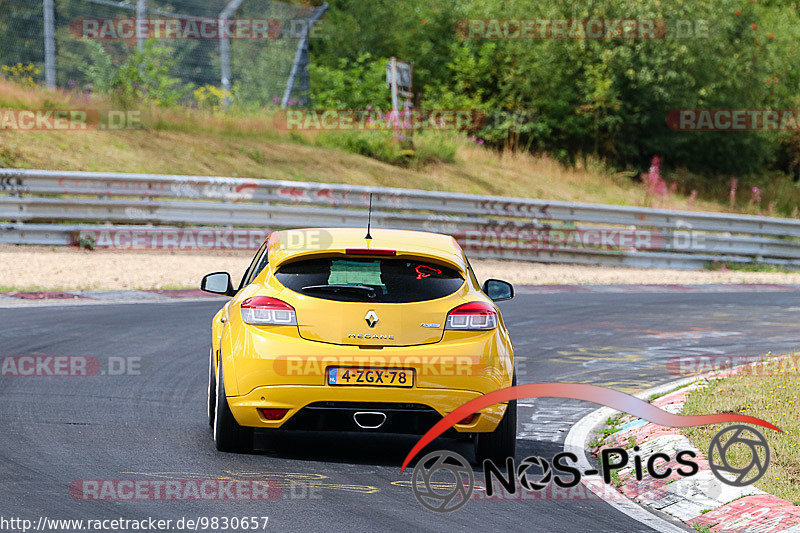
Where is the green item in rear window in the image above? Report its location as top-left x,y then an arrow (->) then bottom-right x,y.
276,258 -> 464,303
328,260 -> 384,287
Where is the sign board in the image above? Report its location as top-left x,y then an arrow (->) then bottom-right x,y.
386,59 -> 413,97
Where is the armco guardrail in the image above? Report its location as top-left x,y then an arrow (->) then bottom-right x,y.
2,168 -> 800,270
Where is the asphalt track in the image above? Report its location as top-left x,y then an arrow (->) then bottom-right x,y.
1,289 -> 799,532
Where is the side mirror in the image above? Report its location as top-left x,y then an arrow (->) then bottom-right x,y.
483,279 -> 514,302
201,272 -> 235,296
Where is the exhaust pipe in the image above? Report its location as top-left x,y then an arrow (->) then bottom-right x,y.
353,411 -> 387,429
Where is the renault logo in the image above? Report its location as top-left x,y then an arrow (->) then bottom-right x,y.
365,311 -> 379,328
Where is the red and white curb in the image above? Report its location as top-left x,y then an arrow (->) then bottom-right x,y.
572,360 -> 800,532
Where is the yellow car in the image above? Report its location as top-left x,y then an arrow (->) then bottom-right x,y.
201,227 -> 516,462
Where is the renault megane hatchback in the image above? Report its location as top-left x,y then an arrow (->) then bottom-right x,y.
201,227 -> 516,462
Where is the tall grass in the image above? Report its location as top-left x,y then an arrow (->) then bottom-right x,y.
313,129 -> 461,168
0,78 -> 798,217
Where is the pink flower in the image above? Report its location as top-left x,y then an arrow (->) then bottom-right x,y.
729,178 -> 738,208
750,186 -> 762,206
642,156 -> 668,205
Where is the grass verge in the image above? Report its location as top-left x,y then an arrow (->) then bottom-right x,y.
704,261 -> 800,273
0,80 -> 759,212
681,354 -> 800,504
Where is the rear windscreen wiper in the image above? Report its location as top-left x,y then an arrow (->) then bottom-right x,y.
301,284 -> 377,298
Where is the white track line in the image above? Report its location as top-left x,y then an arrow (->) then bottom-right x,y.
0,297 -> 225,308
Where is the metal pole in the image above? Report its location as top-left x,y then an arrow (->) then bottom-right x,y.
136,0 -> 147,51
219,0 -> 245,95
298,31 -> 311,107
390,57 -> 399,115
43,0 -> 56,88
282,3 -> 328,107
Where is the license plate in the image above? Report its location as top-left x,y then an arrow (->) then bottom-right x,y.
327,367 -> 414,387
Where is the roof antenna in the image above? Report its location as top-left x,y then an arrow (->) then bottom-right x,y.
365,193 -> 374,240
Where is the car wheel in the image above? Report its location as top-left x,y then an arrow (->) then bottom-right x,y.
207,348 -> 216,427
474,375 -> 517,465
213,356 -> 253,453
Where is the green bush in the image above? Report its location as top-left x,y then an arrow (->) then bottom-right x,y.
314,129 -> 459,168
81,40 -> 191,108
413,130 -> 459,165
308,52 -> 390,110
314,131 -> 406,165
307,0 -> 800,191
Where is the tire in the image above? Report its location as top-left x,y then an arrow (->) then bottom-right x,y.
474,375 -> 517,465
207,348 -> 216,427
213,356 -> 253,453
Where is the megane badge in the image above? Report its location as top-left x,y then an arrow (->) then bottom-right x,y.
365,311 -> 379,328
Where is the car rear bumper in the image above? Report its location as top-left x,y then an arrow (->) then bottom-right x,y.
224,325 -> 514,397
227,385 -> 507,433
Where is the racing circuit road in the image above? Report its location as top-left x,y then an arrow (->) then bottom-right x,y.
1,288 -> 799,532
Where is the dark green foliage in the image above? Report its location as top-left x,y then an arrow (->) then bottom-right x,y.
308,0 -> 800,180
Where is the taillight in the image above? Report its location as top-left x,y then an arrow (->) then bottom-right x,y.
445,302 -> 497,331
458,413 -> 478,425
259,408 -> 289,420
240,297 -> 297,326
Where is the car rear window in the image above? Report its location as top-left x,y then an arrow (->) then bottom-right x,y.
275,258 -> 465,303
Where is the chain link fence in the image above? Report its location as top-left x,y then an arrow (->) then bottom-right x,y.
0,0 -> 327,106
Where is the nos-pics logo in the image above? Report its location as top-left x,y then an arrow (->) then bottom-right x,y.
411,424 -> 770,513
